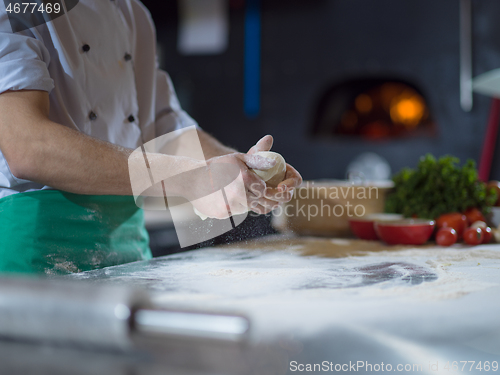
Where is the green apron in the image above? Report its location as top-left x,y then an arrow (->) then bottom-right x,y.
0,190 -> 152,275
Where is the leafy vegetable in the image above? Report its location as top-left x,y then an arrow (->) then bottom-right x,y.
385,154 -> 497,219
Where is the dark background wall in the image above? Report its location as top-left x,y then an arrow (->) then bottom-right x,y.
140,0 -> 500,180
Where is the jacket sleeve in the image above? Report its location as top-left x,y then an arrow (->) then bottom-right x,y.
0,5 -> 54,94
153,66 -> 200,136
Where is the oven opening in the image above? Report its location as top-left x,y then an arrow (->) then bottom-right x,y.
311,78 -> 437,140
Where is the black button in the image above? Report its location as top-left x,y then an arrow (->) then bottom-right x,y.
89,111 -> 97,121
128,115 -> 135,123
82,44 -> 90,52
124,53 -> 132,61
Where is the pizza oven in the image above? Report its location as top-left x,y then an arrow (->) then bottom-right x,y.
311,78 -> 436,140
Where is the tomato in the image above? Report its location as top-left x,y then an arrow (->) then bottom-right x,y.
436,227 -> 457,247
487,181 -> 500,206
481,227 -> 492,244
463,208 -> 486,226
463,227 -> 484,245
436,213 -> 467,239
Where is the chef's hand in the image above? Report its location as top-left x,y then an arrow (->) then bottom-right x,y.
247,135 -> 303,209
191,135 -> 302,219
191,152 -> 280,219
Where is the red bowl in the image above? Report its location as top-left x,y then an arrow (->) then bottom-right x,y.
374,219 -> 435,245
349,214 -> 403,241
349,219 -> 379,240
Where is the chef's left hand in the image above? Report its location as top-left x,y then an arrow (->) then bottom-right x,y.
247,135 -> 303,205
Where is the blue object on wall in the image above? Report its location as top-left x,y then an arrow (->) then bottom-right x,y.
244,0 -> 261,117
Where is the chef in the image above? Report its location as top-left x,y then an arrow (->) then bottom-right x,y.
0,0 -> 302,275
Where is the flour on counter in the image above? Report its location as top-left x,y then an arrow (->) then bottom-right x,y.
209,269 -> 263,277
69,238 -> 500,363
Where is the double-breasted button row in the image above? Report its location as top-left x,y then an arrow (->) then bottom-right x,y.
88,111 -> 137,123
82,39 -> 135,124
81,43 -> 132,64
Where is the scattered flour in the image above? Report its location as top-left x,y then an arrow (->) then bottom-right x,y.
209,269 -> 263,277
72,238 -> 500,342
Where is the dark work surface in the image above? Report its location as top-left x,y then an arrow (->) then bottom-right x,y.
148,213 -> 277,257
5,241 -> 500,374
66,242 -> 500,375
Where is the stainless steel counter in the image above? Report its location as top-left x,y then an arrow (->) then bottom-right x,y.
73,236 -> 500,374
3,236 -> 500,374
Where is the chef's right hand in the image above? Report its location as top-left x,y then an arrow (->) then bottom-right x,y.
190,152 -> 280,219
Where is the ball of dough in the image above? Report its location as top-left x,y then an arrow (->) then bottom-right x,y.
252,151 -> 287,187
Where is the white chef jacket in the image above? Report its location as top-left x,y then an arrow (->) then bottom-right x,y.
0,0 -> 197,198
